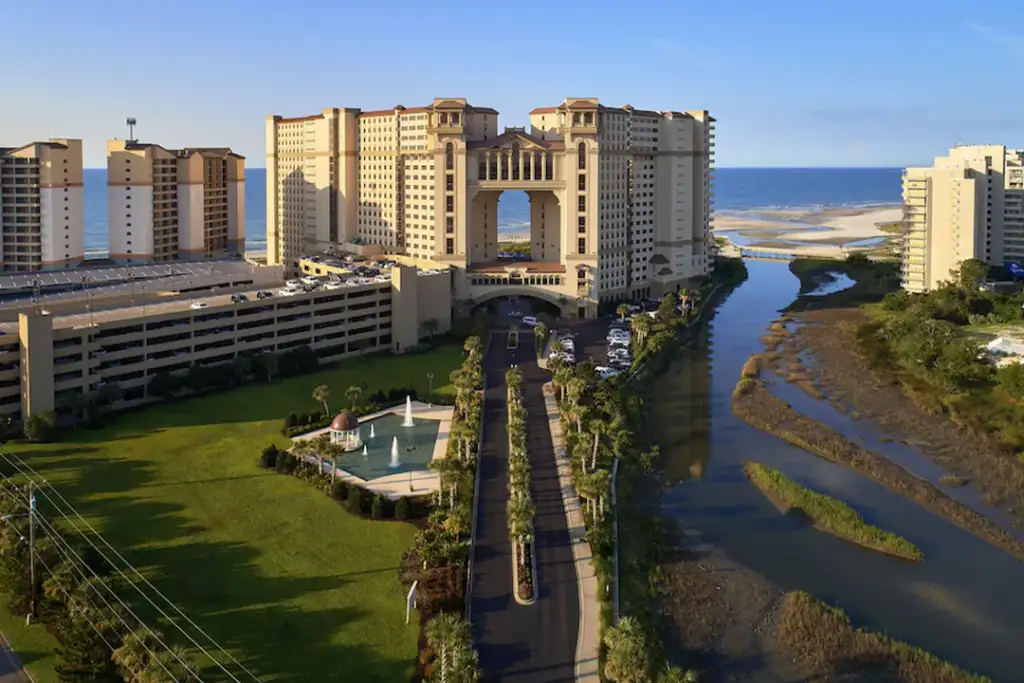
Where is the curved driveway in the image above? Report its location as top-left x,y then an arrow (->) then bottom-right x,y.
470,334 -> 579,682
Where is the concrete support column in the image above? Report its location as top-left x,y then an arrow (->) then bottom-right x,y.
485,153 -> 491,180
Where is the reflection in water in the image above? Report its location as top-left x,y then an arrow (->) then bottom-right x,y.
654,260 -> 1024,682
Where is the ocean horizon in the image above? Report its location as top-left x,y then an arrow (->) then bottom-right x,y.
79,167 -> 904,257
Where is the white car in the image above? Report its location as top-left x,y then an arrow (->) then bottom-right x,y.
300,275 -> 320,287
190,302 -> 208,310
522,316 -> 539,327
595,366 -> 621,379
608,336 -> 631,347
278,287 -> 301,297
324,280 -> 345,290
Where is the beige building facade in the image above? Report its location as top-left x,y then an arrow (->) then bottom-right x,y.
903,145 -> 1024,292
107,140 -> 245,264
0,139 -> 85,271
1,264 -> 449,420
266,98 -> 714,318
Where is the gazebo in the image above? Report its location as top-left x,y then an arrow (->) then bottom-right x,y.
328,411 -> 362,451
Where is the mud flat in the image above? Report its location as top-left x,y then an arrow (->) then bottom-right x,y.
732,378 -> 1024,561
783,307 -> 1024,521
778,591 -> 992,683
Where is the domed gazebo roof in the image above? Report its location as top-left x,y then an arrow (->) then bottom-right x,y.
330,411 -> 360,431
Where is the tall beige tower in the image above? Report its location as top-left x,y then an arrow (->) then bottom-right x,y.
266,98 -> 713,318
107,140 -> 245,264
903,145 -> 1024,292
0,139 -> 85,271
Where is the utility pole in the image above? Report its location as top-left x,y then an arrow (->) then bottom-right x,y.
28,483 -> 36,619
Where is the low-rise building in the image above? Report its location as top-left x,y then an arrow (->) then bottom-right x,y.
4,264 -> 450,420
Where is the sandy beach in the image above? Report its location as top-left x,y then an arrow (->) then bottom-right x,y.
715,205 -> 902,244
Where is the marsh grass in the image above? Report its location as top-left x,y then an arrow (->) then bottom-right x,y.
778,591 -> 992,683
743,462 -> 923,561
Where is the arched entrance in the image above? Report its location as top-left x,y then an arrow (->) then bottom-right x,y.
471,292 -> 562,320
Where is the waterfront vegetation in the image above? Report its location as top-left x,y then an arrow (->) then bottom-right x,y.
554,256 -> 748,682
778,591 -> 992,683
505,368 -> 536,603
786,253 -> 900,311
743,461 -> 923,560
732,371 -> 1024,561
1,343 -> 470,682
858,259 -> 1024,469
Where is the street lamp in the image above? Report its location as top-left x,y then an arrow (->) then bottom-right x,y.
426,373 -> 434,407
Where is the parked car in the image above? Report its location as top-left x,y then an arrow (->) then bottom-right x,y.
522,315 -> 540,327
256,291 -> 273,300
278,287 -> 301,297
231,294 -> 249,303
190,302 -> 208,310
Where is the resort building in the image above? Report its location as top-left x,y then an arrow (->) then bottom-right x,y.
266,97 -> 714,318
107,140 -> 245,264
902,145 -> 1024,292
0,139 -> 85,272
0,262 -> 450,421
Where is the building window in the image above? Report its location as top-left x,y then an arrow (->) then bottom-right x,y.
446,196 -> 454,213
578,195 -> 586,212
446,175 -> 454,192
446,238 -> 454,254
578,142 -> 586,170
445,143 -> 454,171
446,216 -> 454,233
578,238 -> 586,254
578,175 -> 586,191
578,216 -> 586,233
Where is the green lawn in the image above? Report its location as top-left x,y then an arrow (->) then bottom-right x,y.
4,344 -> 465,683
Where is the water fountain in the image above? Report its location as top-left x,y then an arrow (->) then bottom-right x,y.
389,437 -> 401,469
362,445 -> 368,457
402,395 -> 415,427
369,423 -> 376,439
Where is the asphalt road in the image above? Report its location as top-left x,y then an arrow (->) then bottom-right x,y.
470,334 -> 579,682
0,633 -> 30,683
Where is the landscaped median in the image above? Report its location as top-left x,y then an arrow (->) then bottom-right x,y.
743,461 -> 923,561
505,367 -> 537,605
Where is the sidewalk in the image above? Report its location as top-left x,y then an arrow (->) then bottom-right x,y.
542,382 -> 600,683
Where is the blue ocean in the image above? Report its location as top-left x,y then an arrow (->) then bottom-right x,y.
80,167 -> 903,256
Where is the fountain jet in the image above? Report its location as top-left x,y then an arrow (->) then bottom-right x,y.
362,445 -> 368,457
402,395 -> 415,427
369,423 -> 376,439
389,437 -> 401,469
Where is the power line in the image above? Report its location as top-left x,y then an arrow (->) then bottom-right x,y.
0,483 -> 187,682
0,454 -> 260,682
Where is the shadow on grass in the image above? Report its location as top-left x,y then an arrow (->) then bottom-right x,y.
13,440 -> 418,682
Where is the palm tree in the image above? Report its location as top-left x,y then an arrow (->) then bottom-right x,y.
231,353 -> 254,385
345,384 -> 362,411
442,502 -> 471,537
257,352 -> 279,384
425,612 -> 474,683
551,338 -> 565,355
56,391 -> 87,428
616,303 -> 630,321
507,495 -> 535,556
658,664 -> 699,683
313,384 -> 330,415
631,314 -> 652,352
603,616 -> 651,683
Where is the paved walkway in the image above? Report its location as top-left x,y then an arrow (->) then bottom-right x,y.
542,382 -> 601,683
470,334 -> 579,682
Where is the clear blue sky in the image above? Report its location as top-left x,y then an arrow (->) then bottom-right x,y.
5,0 -> 1023,168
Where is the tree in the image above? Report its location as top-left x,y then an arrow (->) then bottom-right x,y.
54,615 -> 122,683
231,354 -> 254,385
616,303 -> 630,321
24,410 -> 58,442
56,391 -> 88,428
657,293 -> 678,321
256,352 -> 279,384
603,616 -> 651,683
998,362 -> 1024,401
313,384 -> 331,415
631,314 -> 652,352
956,258 -> 988,289
657,664 -> 699,683
425,612 -> 477,683
345,385 -> 363,411
147,372 -> 179,401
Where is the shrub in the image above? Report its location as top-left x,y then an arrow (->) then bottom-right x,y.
346,486 -> 363,515
997,362 -> 1024,401
259,444 -> 279,469
395,496 -> 411,520
331,480 -> 349,501
371,495 -> 384,520
283,412 -> 298,429
309,410 -> 322,423
23,411 -> 58,442
296,412 -> 309,426
276,451 -> 297,474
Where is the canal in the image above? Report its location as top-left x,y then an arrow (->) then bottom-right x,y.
652,259 -> 1024,682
